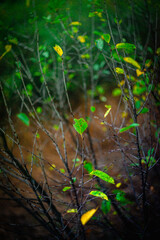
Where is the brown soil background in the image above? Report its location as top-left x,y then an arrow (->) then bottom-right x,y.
0,95 -> 160,239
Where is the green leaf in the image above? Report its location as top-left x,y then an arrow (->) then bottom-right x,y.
141,107 -> 149,114
17,113 -> 30,126
147,157 -> 156,167
115,67 -> 124,74
72,158 -> 80,167
36,107 -> 42,114
16,61 -> 21,68
112,88 -> 122,96
26,84 -> 33,91
95,38 -> 104,51
42,51 -> 49,58
90,170 -> 115,184
102,34 -> 111,43
90,106 -> 96,112
67,208 -> 78,213
135,100 -> 141,109
119,123 -> 140,133
62,186 -> 71,192
36,133 -> 40,138
113,190 -> 132,206
114,18 -> 122,25
89,12 -> 96,17
70,177 -> 76,184
53,124 -> 59,131
84,161 -> 93,173
89,190 -> 108,201
133,85 -> 146,95
73,118 -> 88,136
94,30 -> 102,36
101,199 -> 111,214
105,105 -> 111,109
124,57 -> 141,70
34,71 -> 41,77
116,43 -> 136,52
93,64 -> 100,71
43,14 -> 52,22
81,53 -> 90,59
72,177 -> 76,183
112,50 -> 123,62
72,158 -> 80,163
96,86 -> 105,94
9,38 -> 18,45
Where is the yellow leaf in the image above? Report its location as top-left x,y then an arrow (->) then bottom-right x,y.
69,21 -> 81,26
96,12 -> 102,18
94,11 -> 102,18
121,111 -> 128,118
115,67 -> 124,74
81,54 -> 90,59
124,57 -> 141,70
67,209 -> 78,213
5,45 -> 12,52
142,95 -> 146,101
81,207 -> 98,225
116,182 -> 122,188
77,36 -> 86,43
136,69 -> 144,77
49,164 -> 56,170
104,105 -> 111,118
53,44 -> 63,57
118,80 -> 125,87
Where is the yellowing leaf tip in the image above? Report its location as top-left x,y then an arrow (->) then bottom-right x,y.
89,191 -> 109,201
